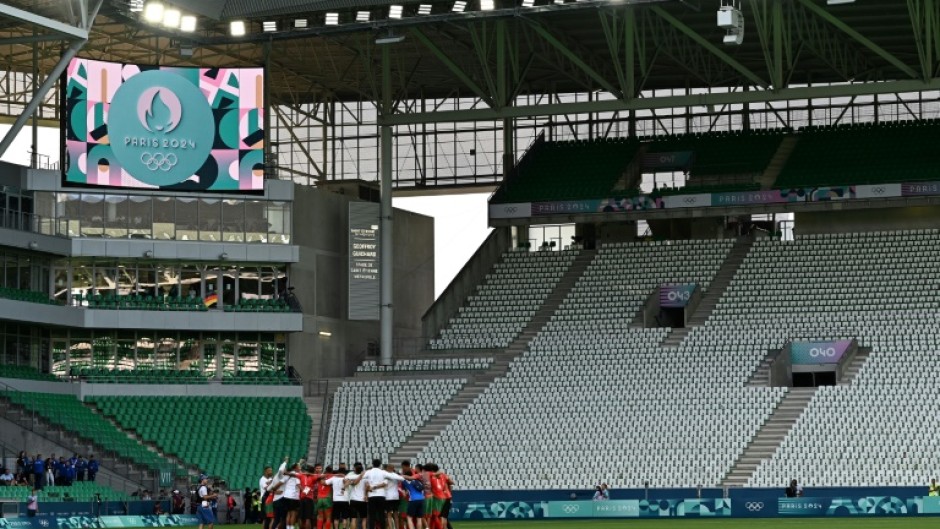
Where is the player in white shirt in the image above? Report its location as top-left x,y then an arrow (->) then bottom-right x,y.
344,463 -> 366,529
260,466 -> 274,529
196,476 -> 218,529
324,470 -> 348,529
362,459 -> 404,529
382,464 -> 406,529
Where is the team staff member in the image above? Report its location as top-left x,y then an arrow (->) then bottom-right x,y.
362,459 -> 404,529
197,476 -> 218,529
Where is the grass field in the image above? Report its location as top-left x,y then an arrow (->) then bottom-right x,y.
447,520 -> 937,529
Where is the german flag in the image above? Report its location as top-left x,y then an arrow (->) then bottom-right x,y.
204,294 -> 219,307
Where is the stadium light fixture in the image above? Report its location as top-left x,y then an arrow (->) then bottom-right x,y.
553,0 -> 564,5
481,0 -> 495,10
230,20 -> 246,37
389,5 -> 403,18
143,1 -> 164,23
129,0 -> 144,13
717,0 -> 744,45
827,0 -> 855,3
356,11 -> 370,21
376,32 -> 405,44
294,18 -> 308,28
522,0 -> 535,6
262,20 -> 277,32
453,1 -> 467,12
418,4 -> 432,14
180,15 -> 197,32
325,13 -> 339,25
162,8 -> 181,28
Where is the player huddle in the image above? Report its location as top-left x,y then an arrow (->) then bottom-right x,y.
259,458 -> 454,529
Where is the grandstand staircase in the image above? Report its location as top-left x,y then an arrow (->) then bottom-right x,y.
660,238 -> 752,347
0,397 -> 152,489
757,135 -> 799,188
86,403 -> 195,486
720,387 -> 816,488
304,394 -> 326,458
389,249 -> 597,462
839,347 -> 871,385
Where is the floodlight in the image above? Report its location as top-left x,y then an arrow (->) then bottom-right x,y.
143,1 -> 164,22
376,33 -> 405,44
356,11 -> 370,21
129,0 -> 144,13
522,0 -> 535,7
162,8 -> 181,28
827,0 -> 855,3
389,5 -> 403,18
418,4 -> 432,14
230,20 -> 246,37
180,15 -> 197,32
294,19 -> 308,28
481,0 -> 495,10
325,13 -> 339,25
453,1 -> 467,12
263,20 -> 277,32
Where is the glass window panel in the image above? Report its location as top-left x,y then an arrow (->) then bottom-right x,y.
176,198 -> 197,241
179,333 -> 201,371
153,196 -> 175,240
116,265 -> 137,296
136,336 -> 154,369
245,200 -> 266,242
158,264 -> 179,300
222,266 -> 237,307
116,339 -> 135,370
155,336 -> 177,369
92,333 -> 115,368
266,202 -> 290,243
80,194 -> 105,237
238,266 -> 259,300
236,335 -> 259,372
4,254 -> 16,289
128,196 -> 153,239
51,339 -> 67,376
137,264 -> 158,298
182,266 -> 204,299
105,195 -> 128,238
220,338 -> 236,374
222,200 -> 245,242
203,336 -> 217,376
198,199 -> 221,242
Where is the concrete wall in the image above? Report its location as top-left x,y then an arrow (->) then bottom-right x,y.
795,206 -> 940,234
287,185 -> 434,380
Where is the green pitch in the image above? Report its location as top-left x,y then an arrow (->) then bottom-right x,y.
220,520 -> 938,529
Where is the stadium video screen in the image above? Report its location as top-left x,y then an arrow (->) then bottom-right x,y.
62,58 -> 265,192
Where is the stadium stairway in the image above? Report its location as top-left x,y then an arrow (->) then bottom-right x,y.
389,250 -> 597,463
660,238 -> 753,347
504,250 -> 596,357
0,397 -> 152,490
721,387 -> 816,488
747,350 -> 778,387
838,347 -> 871,385
757,135 -> 799,188
86,403 -> 195,488
304,394 -> 326,458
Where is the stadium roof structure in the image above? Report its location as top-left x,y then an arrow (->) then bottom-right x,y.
0,0 -> 938,189
0,0 -> 937,125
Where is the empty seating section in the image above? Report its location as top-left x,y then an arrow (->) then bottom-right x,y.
222,369 -> 295,384
90,396 -> 310,489
429,250 -> 579,350
491,138 -> 640,203
0,482 -> 129,502
418,239 -> 790,489
324,379 -> 465,466
0,392 -> 168,472
78,292 -> 207,311
0,287 -> 56,305
70,367 -> 209,384
357,357 -> 493,373
776,120 -> 940,187
718,230 -> 940,487
648,129 -> 784,177
225,298 -> 293,312
0,364 -> 58,381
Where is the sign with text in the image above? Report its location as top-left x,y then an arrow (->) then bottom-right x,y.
641,151 -> 694,170
63,57 -> 265,192
348,201 -> 380,320
660,283 -> 697,308
790,340 -> 852,365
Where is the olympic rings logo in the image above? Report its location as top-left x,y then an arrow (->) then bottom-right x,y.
562,504 -> 580,513
504,207 -> 517,213
140,152 -> 179,171
745,502 -> 764,511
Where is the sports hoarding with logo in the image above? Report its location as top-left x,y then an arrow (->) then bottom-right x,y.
660,283 -> 697,308
62,58 -> 265,192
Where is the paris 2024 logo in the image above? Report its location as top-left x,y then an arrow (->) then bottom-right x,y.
109,70 -> 214,187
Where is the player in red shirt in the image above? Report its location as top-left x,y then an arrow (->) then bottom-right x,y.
298,465 -> 318,529
426,464 -> 447,529
438,469 -> 454,529
315,466 -> 334,529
